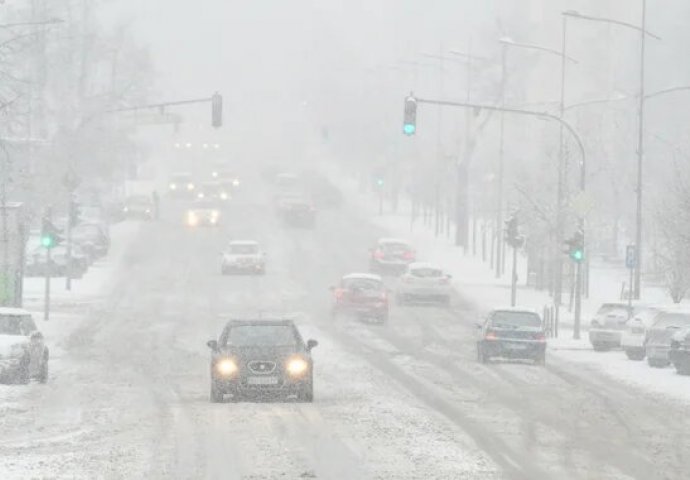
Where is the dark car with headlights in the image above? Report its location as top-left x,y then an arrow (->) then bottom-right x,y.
0,308 -> 49,384
645,311 -> 690,368
477,308 -> 547,365
123,195 -> 154,220
207,319 -> 318,403
669,326 -> 690,375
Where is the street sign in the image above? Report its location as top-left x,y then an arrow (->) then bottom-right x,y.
626,245 -> 637,269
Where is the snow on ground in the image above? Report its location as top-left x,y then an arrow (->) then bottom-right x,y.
325,164 -> 690,404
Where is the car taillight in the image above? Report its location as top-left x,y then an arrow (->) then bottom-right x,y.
374,250 -> 384,259
335,289 -> 345,300
485,331 -> 497,340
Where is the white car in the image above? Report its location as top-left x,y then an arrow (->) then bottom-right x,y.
221,241 -> 266,275
0,308 -> 49,384
396,262 -> 452,305
588,303 -> 636,351
620,306 -> 664,361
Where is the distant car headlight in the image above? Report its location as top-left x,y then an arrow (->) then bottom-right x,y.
169,183 -> 177,190
187,213 -> 198,226
187,183 -> 195,191
216,358 -> 238,376
232,179 -> 240,187
123,206 -> 129,213
212,171 -> 219,178
220,192 -> 228,200
286,357 -> 309,377
197,192 -> 205,199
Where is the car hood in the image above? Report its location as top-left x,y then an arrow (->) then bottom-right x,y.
219,345 -> 301,360
0,334 -> 27,357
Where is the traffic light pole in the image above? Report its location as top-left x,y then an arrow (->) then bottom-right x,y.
511,244 -> 518,307
65,196 -> 73,291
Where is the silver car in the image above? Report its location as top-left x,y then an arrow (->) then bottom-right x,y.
0,308 -> 49,384
396,262 -> 452,306
646,311 -> 690,368
221,240 -> 266,275
620,306 -> 664,361
588,303 -> 634,351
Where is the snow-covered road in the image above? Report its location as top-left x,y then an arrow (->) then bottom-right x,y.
0,170 -> 688,480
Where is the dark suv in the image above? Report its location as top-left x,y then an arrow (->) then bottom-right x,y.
207,319 -> 318,403
477,308 -> 547,365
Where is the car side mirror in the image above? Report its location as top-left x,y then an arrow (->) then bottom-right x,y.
207,340 -> 218,351
306,339 -> 318,351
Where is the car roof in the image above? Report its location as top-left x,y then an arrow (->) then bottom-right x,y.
490,307 -> 540,315
0,307 -> 32,316
343,273 -> 383,282
229,240 -> 259,246
224,319 -> 295,328
378,237 -> 410,245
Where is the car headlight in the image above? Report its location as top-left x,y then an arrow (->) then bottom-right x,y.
123,206 -> 129,212
169,183 -> 177,190
187,183 -> 195,191
220,192 -> 228,200
286,357 -> 309,377
216,358 -> 238,376
187,213 -> 198,226
211,210 -> 219,218
232,179 -> 240,186
212,171 -> 219,178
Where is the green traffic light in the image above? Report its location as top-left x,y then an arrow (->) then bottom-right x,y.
403,124 -> 416,136
571,250 -> 584,262
41,235 -> 54,248
376,178 -> 384,187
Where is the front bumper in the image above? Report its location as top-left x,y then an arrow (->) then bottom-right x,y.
213,373 -> 310,396
223,262 -> 265,273
481,339 -> 546,359
620,332 -> 645,349
589,329 -> 623,346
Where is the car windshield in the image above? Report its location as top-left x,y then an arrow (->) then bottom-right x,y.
597,304 -> 631,315
410,267 -> 443,278
0,315 -> 25,335
652,313 -> 690,329
230,244 -> 258,254
381,242 -> 409,253
343,278 -> 382,291
225,325 -> 297,347
491,311 -> 541,329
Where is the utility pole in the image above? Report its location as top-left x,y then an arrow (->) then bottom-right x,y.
495,44 -> 507,279
43,208 -> 52,321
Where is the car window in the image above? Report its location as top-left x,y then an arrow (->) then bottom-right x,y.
410,267 -> 443,278
490,311 -> 542,329
596,304 -> 630,315
225,325 -> 297,347
0,315 -> 23,335
230,244 -> 258,254
381,242 -> 409,253
343,278 -> 382,291
652,313 -> 690,329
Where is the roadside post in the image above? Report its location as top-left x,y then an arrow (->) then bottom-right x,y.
625,245 -> 637,317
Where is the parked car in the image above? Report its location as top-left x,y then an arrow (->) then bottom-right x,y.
0,308 -> 49,384
396,262 -> 452,306
369,238 -> 416,275
620,306 -> 664,360
331,273 -> 389,324
207,319 -> 318,402
476,308 -> 547,365
588,303 -> 635,351
645,311 -> 690,367
221,240 -> 266,275
669,326 -> 690,375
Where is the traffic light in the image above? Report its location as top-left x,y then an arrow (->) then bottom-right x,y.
41,218 -> 63,249
211,92 -> 223,128
504,215 -> 524,248
403,95 -> 417,136
563,229 -> 584,263
376,177 -> 385,188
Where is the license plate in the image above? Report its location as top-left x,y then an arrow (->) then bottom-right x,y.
505,342 -> 527,350
247,376 -> 278,385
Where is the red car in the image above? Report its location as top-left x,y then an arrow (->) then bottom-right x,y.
331,273 -> 389,324
369,238 -> 415,275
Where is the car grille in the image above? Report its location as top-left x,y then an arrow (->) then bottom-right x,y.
247,360 -> 276,374
495,330 -> 540,340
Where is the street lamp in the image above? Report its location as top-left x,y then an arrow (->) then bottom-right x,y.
564,4 -> 660,300
500,35 -> 579,320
